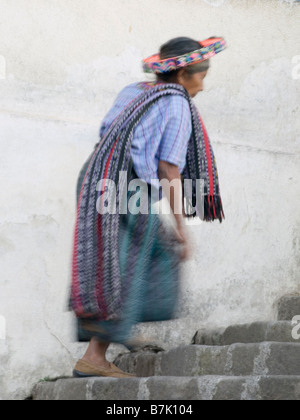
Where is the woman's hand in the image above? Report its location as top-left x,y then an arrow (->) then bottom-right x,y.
175,223 -> 193,261
158,160 -> 193,262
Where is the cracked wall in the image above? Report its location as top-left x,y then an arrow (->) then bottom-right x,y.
0,0 -> 299,399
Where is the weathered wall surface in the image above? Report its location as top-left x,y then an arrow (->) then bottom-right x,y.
0,0 -> 299,399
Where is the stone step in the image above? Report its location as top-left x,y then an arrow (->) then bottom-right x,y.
32,375 -> 300,400
192,321 -> 299,346
277,295 -> 300,321
114,343 -> 300,377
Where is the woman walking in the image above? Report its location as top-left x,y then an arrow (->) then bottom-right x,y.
70,36 -> 226,378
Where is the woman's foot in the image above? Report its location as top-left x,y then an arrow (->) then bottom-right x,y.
81,355 -> 111,370
81,337 -> 110,369
73,359 -> 136,378
74,336 -> 136,378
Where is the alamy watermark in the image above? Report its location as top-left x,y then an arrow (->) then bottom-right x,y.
292,316 -> 300,340
95,172 -> 205,219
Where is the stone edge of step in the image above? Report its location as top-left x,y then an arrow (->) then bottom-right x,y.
32,375 -> 300,401
114,342 -> 300,377
192,321 -> 299,345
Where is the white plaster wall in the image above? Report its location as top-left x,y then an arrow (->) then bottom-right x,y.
0,0 -> 299,399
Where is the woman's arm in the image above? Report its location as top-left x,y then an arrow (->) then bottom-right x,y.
158,160 -> 191,261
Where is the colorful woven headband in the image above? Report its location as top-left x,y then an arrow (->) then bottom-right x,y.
143,37 -> 226,74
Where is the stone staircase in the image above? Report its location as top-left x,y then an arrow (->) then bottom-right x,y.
33,295 -> 300,400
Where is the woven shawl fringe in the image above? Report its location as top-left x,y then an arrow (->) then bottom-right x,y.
205,194 -> 225,222
185,193 -> 225,222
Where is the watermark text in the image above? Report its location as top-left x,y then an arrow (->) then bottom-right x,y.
95,172 -> 205,218
292,315 -> 300,340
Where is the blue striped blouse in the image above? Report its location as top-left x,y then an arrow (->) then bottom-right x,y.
100,82 -> 192,189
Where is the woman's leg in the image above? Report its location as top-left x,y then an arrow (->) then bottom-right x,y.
81,337 -> 111,369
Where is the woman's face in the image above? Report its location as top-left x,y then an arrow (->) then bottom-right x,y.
177,69 -> 208,98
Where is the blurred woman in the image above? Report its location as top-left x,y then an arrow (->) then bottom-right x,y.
70,36 -> 226,378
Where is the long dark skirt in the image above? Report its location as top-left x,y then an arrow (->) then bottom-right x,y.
74,154 -> 181,344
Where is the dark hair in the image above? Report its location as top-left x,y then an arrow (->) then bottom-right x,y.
158,36 -> 210,82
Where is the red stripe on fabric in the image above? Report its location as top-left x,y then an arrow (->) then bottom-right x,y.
71,216 -> 84,315
94,136 -> 120,318
104,137 -> 119,181
71,137 -> 107,316
95,212 -> 107,317
198,114 -> 216,218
